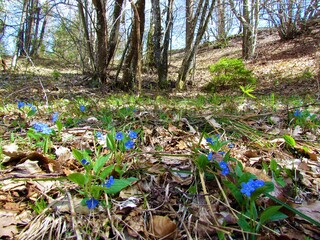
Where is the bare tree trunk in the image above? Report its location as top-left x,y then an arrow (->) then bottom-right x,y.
177,0 -> 215,89
12,0 -> 28,68
106,0 -> 124,68
217,0 -> 226,43
78,0 -> 95,71
152,0 -> 174,89
228,0 -> 259,59
122,0 -> 145,91
185,0 -> 193,49
92,0 -> 108,83
30,0 -> 40,56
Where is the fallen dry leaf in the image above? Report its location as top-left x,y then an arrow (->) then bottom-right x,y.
150,215 -> 176,239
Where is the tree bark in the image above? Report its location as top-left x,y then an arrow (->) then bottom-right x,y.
106,0 -> 124,68
78,0 -> 95,71
177,0 -> 215,89
12,0 -> 28,68
122,0 -> 145,91
92,0 -> 108,83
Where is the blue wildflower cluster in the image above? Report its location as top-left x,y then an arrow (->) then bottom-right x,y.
18,101 -> 36,112
85,176 -> 115,209
103,176 -> 114,188
81,158 -> 90,165
95,131 -> 103,139
219,161 -> 230,176
86,198 -> 99,209
33,122 -> 53,135
115,130 -> 138,150
293,109 -> 302,117
240,179 -> 265,197
80,105 -> 86,112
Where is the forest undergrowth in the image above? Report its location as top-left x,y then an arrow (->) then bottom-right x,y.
0,30 -> 319,240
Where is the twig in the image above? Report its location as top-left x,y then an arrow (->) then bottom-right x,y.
66,191 -> 83,240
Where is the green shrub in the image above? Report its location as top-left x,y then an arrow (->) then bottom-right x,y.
205,58 -> 256,91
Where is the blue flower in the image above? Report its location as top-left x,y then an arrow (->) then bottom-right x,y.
33,122 -> 52,135
240,179 -> 265,197
207,152 -> 213,161
52,112 -> 59,122
206,137 -> 214,145
228,143 -> 235,148
115,132 -> 124,141
218,151 -> 225,156
95,131 -> 103,139
104,176 -> 114,188
25,103 -> 36,111
293,109 -> 302,117
86,198 -> 99,209
219,161 -> 229,176
80,105 -> 86,112
80,158 -> 90,165
125,140 -> 135,149
128,130 -> 138,139
18,101 -> 25,109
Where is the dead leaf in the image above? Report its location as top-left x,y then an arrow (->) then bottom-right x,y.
2,152 -> 61,173
295,201 -> 320,223
150,215 -> 176,239
205,116 -> 221,128
125,208 -> 145,238
292,125 -> 302,137
2,143 -> 19,158
0,210 -> 19,238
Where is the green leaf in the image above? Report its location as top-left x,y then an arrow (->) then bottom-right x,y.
196,154 -> 209,170
283,135 -> 296,147
67,173 -> 88,187
99,165 -> 114,180
93,153 -> 112,174
223,180 -> 243,205
72,149 -> 84,161
105,177 -> 137,194
237,214 -> 252,232
260,205 -> 287,225
91,185 -> 106,199
106,131 -> 116,151
56,120 -> 63,132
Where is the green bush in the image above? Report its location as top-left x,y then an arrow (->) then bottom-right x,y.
205,58 -> 256,91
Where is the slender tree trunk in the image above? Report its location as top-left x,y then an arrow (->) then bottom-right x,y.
30,1 -> 40,56
12,0 -> 28,68
122,0 -> 145,91
228,0 -> 259,59
177,0 -> 215,89
78,0 -> 95,71
92,0 -> 108,83
185,0 -> 193,49
217,0 -> 226,43
106,0 -> 124,68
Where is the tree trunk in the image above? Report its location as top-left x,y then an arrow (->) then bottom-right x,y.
228,0 -> 259,59
185,0 -> 193,49
106,0 -> 124,68
217,0 -> 226,43
177,0 -> 215,89
92,0 -> 108,83
78,0 -> 95,71
12,0 -> 28,68
122,0 -> 145,91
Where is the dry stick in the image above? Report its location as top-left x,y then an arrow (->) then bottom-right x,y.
198,170 -> 230,235
104,193 -> 125,239
66,191 -> 83,240
214,174 -> 246,239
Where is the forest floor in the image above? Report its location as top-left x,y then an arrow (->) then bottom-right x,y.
0,27 -> 319,240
